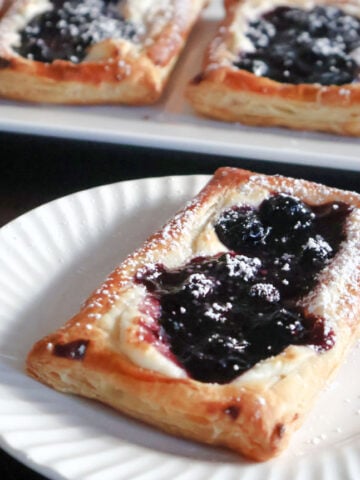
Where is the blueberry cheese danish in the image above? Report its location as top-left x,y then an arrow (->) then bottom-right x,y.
27,167 -> 360,461
187,0 -> 360,136
0,0 -> 208,103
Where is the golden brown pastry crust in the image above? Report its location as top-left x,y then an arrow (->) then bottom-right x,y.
0,0 -> 207,104
26,167 -> 360,461
187,0 -> 360,136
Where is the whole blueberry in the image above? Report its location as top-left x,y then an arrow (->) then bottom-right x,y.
215,206 -> 269,252
260,194 -> 315,232
183,333 -> 251,383
301,235 -> 333,268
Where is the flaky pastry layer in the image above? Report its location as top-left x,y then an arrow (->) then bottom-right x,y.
27,167 -> 360,461
187,0 -> 360,136
0,0 -> 207,104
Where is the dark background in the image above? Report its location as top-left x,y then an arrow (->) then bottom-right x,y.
2,132 -> 360,227
1,131 -> 359,479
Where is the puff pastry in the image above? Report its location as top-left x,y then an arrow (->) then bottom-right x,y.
27,167 -> 360,461
0,0 -> 207,104
187,0 -> 360,136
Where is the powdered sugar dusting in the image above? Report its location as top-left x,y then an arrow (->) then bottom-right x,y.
69,169 -> 360,384
204,0 -> 360,91
1,0 -> 205,64
249,282 -> 281,303
225,253 -> 261,280
244,173 -> 360,206
126,0 -> 175,41
241,172 -> 360,330
303,208 -> 360,326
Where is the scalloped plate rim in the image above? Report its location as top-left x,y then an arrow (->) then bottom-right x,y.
0,174 -> 359,480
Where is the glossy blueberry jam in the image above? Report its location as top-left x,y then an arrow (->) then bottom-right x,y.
136,195 -> 351,384
53,339 -> 89,360
234,6 -> 360,85
16,0 -> 136,63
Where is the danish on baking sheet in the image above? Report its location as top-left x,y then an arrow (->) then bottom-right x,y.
0,0 -> 208,104
187,0 -> 360,136
27,167 -> 360,461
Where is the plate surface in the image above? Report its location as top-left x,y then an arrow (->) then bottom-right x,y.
0,1 -> 359,170
0,175 -> 359,480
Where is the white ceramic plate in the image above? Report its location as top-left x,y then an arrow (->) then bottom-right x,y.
0,175 -> 359,480
0,1 -> 359,170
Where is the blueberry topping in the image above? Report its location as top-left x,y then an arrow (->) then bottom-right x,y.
224,405 -> 240,420
53,339 -> 89,360
243,307 -> 308,358
136,195 -> 351,384
181,332 -> 251,384
234,6 -> 360,85
215,206 -> 269,253
260,194 -> 315,233
260,194 -> 316,253
301,235 -> 333,268
15,0 -> 136,63
248,283 -> 280,304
